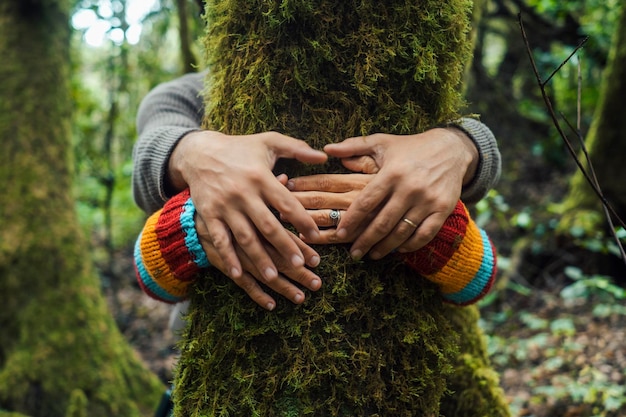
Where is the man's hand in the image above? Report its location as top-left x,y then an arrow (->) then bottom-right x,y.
288,128 -> 478,260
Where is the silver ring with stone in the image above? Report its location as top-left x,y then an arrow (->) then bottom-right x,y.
329,209 -> 341,226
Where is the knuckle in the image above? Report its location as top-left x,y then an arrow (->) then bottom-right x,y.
240,279 -> 259,294
327,233 -> 342,243
210,233 -> 230,250
262,273 -> 278,286
233,229 -> 256,247
293,270 -> 310,284
317,176 -> 334,190
309,195 -> 327,209
272,256 -> 290,272
255,217 -> 280,237
356,195 -> 378,212
372,218 -> 393,235
415,228 -> 438,247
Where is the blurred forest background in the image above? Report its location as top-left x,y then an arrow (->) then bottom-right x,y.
1,0 -> 625,416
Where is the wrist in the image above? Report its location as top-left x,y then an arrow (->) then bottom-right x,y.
400,201 -> 497,305
440,126 -> 479,186
134,189 -> 211,303
166,130 -> 205,194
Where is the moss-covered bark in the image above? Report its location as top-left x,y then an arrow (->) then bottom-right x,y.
0,2 -> 163,416
561,4 -> 626,229
175,1 -> 510,415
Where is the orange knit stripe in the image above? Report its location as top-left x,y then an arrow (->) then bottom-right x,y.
140,210 -> 190,298
424,217 -> 485,295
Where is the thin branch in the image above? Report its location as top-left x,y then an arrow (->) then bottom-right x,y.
518,13 -> 626,266
543,37 -> 588,87
561,114 -> 626,261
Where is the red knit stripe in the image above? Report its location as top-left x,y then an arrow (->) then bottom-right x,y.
155,190 -> 199,282
402,201 -> 469,275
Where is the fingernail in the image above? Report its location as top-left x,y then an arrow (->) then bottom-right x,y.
337,228 -> 347,239
230,267 -> 241,278
292,254 -> 304,267
310,278 -> 321,290
266,302 -> 275,311
265,267 -> 277,280
309,255 -> 320,267
351,249 -> 363,261
294,293 -> 304,303
287,180 -> 295,190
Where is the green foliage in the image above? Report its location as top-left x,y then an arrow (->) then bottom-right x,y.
64,390 -> 87,417
69,0 -> 208,288
0,412 -> 30,417
561,267 -> 626,316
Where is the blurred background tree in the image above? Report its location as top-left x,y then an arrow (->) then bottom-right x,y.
0,0 -> 163,416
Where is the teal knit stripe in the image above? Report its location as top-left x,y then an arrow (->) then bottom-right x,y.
181,197 -> 211,269
134,231 -> 183,304
443,228 -> 496,304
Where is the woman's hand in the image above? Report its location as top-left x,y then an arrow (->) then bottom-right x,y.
195,211 -> 323,311
315,128 -> 478,260
168,130 -> 328,286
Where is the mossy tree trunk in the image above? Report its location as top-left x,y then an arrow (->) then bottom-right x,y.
0,2 -> 163,416
561,4 -> 626,229
175,1 -> 510,416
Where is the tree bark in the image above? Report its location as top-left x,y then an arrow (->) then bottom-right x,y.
174,1 -> 510,416
0,2 -> 162,416
176,0 -> 198,73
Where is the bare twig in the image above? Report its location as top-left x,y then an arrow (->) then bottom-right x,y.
543,37 -> 588,86
518,13 -> 626,266
561,114 -> 626,261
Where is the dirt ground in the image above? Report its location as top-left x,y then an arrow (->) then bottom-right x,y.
110,258 -> 626,417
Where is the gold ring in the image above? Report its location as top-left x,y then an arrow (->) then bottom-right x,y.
402,218 -> 418,228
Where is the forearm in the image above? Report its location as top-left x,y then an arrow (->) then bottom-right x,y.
132,71 -> 206,213
133,126 -> 200,213
134,189 -> 210,303
135,191 -> 497,306
401,200 -> 497,305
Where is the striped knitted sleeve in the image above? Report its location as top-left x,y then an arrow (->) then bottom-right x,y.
401,200 -> 497,305
134,189 -> 210,303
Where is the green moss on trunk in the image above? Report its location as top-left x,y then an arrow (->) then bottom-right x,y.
0,2 -> 163,416
175,1 -> 510,415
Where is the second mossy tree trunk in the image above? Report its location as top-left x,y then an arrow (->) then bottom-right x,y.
0,2 -> 163,416
175,1 -> 510,416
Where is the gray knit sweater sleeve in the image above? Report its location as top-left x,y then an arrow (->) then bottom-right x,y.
451,117 -> 502,204
132,72 -> 501,213
132,72 -> 205,213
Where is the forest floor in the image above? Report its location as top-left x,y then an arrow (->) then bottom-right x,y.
109,254 -> 626,417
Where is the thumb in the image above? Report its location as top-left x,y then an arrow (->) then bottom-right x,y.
323,135 -> 378,158
267,133 -> 328,164
341,156 -> 380,174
